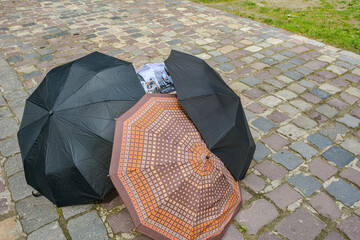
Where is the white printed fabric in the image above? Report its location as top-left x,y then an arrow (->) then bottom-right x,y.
136,63 -> 175,93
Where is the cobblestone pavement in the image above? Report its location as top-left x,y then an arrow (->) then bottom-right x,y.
1,0 -> 360,239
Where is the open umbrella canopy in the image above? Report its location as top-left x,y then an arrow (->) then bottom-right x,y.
110,93 -> 242,240
165,50 -> 255,180
17,52 -> 145,206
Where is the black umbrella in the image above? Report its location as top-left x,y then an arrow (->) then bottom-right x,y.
17,52 -> 145,206
165,50 -> 255,180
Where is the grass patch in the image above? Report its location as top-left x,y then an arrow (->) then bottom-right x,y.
193,0 -> 360,53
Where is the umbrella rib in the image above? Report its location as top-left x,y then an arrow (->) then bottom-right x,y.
143,164 -> 195,218
193,177 -> 232,239
19,115 -> 50,161
54,65 -> 126,110
179,93 -> 239,148
55,100 -> 136,113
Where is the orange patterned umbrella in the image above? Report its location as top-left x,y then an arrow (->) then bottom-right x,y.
109,93 -> 242,240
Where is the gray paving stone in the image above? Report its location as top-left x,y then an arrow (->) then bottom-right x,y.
252,117 -> 276,133
222,224 -> 244,240
272,149 -> 303,170
290,141 -> 317,160
38,48 -> 54,55
0,97 -> 6,107
16,196 -> 58,233
4,154 -> 23,177
267,110 -> 288,123
240,76 -> 262,86
275,208 -> 326,240
337,215 -> 360,240
61,204 -> 94,219
290,99 -> 312,112
107,209 -> 134,234
316,104 -> 338,118
283,70 -> 304,80
338,55 -> 360,65
240,188 -> 252,202
188,48 -> 204,54
4,89 -> 28,101
276,62 -> 295,71
265,78 -> 286,88
272,54 -> 288,62
0,136 -> 20,156
340,168 -> 360,187
68,210 -> 108,240
340,137 -> 360,155
242,56 -> 256,64
212,56 -> 230,63
235,199 -> 279,235
22,70 -> 43,80
323,231 -> 346,240
309,192 -> 342,220
325,179 -> 360,206
258,231 -> 282,240
287,173 -> 322,196
24,53 -> 40,59
277,124 -> 306,140
336,114 -> 360,128
0,106 -> 12,118
336,60 -> 355,70
0,117 -> 18,139
298,79 -> 315,88
8,171 -> 32,201
217,63 -> 236,72
7,55 -> 22,63
261,58 -> 278,65
244,109 -> 257,121
13,107 -> 24,121
261,49 -> 274,56
322,146 -> 355,168
292,115 -> 317,130
309,158 -> 338,181
289,58 -> 305,65
255,160 -> 287,180
265,183 -> 302,210
281,50 -> 296,57
295,66 -> 313,75
28,221 -> 66,240
309,88 -> 331,99
307,133 -> 332,149
319,123 -> 349,140
8,98 -> 25,110
243,173 -> 266,192
130,49 -> 145,56
253,141 -> 271,162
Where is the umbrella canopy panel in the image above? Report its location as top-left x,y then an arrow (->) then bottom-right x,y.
18,52 -> 145,206
110,94 -> 242,240
165,50 -> 255,180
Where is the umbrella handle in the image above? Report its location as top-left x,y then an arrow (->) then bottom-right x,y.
32,190 -> 42,197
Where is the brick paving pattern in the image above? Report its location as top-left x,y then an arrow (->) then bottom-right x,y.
0,0 -> 359,239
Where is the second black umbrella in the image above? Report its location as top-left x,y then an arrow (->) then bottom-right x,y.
165,50 -> 255,180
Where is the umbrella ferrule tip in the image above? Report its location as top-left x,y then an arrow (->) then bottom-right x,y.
49,110 -> 54,116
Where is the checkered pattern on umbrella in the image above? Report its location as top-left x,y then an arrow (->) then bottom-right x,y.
110,93 -> 242,240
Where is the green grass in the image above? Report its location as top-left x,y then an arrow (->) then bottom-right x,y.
194,0 -> 360,53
